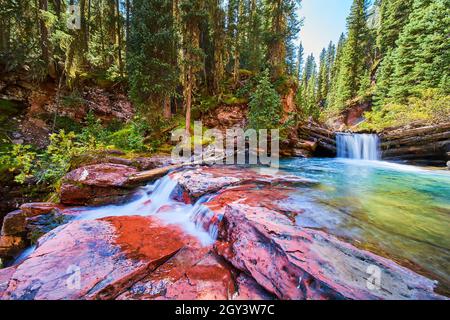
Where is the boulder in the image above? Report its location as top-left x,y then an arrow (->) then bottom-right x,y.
1,210 -> 27,236
0,204 -> 74,259
0,267 -> 16,299
232,274 -> 275,300
20,203 -> 64,217
214,201 -> 444,300
60,163 -> 138,205
0,236 -> 26,260
0,216 -> 199,300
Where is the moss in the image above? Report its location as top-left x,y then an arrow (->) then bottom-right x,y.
222,94 -> 247,105
53,116 -> 83,133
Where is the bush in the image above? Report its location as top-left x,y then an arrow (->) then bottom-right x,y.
0,144 -> 36,184
359,89 -> 450,132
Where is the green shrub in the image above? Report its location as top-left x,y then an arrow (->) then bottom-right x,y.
359,89 -> 450,132
0,144 -> 36,184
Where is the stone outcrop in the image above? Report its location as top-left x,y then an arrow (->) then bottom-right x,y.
0,165 -> 446,300
0,203 -> 73,259
172,166 -> 445,300
60,163 -> 138,205
170,166 -> 317,199
214,202 -> 443,300
0,215 -> 270,300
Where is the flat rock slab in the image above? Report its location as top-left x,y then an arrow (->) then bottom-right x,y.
0,216 -> 199,300
60,163 -> 138,205
170,166 -> 317,198
214,201 -> 444,300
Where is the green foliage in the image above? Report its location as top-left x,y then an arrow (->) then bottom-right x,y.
35,131 -> 86,184
359,90 -> 450,132
127,0 -> 178,110
333,0 -> 371,109
0,144 -> 36,184
248,70 -> 282,130
110,118 -> 149,152
388,0 -> 450,102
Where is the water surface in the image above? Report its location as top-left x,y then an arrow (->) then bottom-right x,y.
280,158 -> 450,295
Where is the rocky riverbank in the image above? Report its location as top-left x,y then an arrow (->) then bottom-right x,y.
0,159 -> 446,300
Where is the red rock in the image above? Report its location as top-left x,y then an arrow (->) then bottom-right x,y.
0,235 -> 26,259
0,216 -> 196,300
1,210 -> 27,236
20,203 -> 64,217
63,163 -> 137,187
162,252 -> 235,300
232,273 -> 274,300
214,202 -> 444,300
60,163 -> 138,205
117,246 -> 211,300
0,267 -> 16,299
171,166 -> 316,198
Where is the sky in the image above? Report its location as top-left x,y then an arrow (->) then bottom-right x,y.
297,0 -> 354,63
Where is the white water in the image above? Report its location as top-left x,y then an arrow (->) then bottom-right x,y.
75,175 -> 220,246
336,133 -> 381,160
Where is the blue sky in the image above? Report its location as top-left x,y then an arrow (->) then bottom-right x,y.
297,0 -> 353,63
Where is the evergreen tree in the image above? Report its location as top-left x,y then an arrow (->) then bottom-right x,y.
248,69 -> 282,130
389,0 -> 450,101
317,48 -> 327,107
127,0 -> 178,119
179,0 -> 207,132
333,0 -> 371,109
265,0 -> 301,78
296,42 -> 304,79
376,0 -> 414,57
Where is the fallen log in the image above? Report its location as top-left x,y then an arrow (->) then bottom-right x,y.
307,131 -> 336,146
317,141 -> 337,152
381,122 -> 450,140
381,131 -> 450,149
307,126 -> 336,138
125,155 -> 229,185
382,140 -> 450,158
126,164 -> 183,184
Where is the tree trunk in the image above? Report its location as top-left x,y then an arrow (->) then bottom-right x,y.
99,0 -> 106,67
185,67 -> 192,134
116,0 -> 123,76
38,0 -> 50,67
86,0 -> 91,51
232,0 -> 242,88
163,96 -> 172,119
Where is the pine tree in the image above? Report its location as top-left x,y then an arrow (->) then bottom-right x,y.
376,0 -> 414,57
389,0 -> 450,101
248,69 -> 282,130
296,42 -> 304,79
373,0 -> 414,106
333,0 -> 371,109
265,0 -> 301,79
179,0 -> 207,132
327,33 -> 345,110
127,0 -> 179,119
317,48 -> 327,107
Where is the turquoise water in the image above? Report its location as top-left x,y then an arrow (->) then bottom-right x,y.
280,158 -> 450,295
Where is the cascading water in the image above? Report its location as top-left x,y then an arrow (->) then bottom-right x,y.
336,133 -> 381,160
76,175 -> 220,245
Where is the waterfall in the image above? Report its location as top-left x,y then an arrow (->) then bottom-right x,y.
336,133 -> 381,160
77,175 -> 220,245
